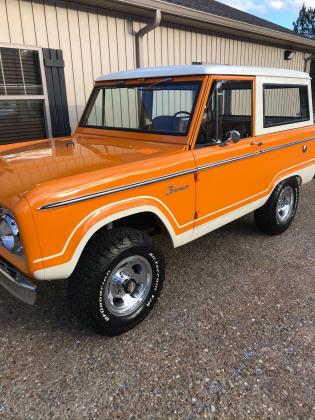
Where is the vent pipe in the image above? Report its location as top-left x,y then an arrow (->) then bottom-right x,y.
135,9 -> 161,68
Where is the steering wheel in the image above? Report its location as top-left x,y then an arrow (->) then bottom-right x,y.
173,111 -> 191,119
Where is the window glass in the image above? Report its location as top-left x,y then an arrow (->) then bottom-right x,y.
0,100 -> 46,144
0,61 -> 4,95
81,81 -> 201,135
196,80 -> 253,148
264,85 -> 309,128
21,49 -> 43,95
0,47 -> 43,96
0,47 -> 47,144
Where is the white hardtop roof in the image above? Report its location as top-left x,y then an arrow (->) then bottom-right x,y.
96,64 -> 310,82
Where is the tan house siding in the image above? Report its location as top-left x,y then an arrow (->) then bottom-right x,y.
0,0 -> 308,132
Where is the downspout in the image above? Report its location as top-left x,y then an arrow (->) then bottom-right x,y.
304,53 -> 315,73
135,9 -> 161,68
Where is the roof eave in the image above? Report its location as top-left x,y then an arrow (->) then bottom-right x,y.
123,0 -> 315,52
62,0 -> 315,53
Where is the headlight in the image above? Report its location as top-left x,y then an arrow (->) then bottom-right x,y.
0,212 -> 22,254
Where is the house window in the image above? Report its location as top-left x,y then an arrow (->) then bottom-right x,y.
263,84 -> 310,128
0,46 -> 49,145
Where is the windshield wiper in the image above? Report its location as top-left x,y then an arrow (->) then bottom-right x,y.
109,81 -> 126,89
138,77 -> 173,90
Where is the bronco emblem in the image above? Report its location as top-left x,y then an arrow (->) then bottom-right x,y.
166,185 -> 189,195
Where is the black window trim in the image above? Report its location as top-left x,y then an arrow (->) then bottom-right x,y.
79,81 -> 202,137
263,83 -> 310,129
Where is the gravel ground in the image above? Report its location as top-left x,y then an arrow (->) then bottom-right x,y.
0,181 -> 314,419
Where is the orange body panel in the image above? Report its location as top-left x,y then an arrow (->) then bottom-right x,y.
0,74 -> 314,280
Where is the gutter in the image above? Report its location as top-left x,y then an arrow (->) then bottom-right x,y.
135,9 -> 161,68
113,0 -> 315,53
52,0 -> 315,52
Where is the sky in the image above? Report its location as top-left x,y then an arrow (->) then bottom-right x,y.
219,0 -> 315,29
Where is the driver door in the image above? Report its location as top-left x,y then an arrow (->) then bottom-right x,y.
192,76 -> 267,237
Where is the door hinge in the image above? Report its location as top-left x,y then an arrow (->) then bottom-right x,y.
194,171 -> 199,182
194,211 -> 199,219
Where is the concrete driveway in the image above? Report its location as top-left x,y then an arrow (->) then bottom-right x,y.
0,181 -> 314,418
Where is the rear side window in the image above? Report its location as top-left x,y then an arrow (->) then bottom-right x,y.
264,84 -> 310,128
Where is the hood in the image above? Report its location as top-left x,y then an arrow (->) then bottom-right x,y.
0,133 -> 184,207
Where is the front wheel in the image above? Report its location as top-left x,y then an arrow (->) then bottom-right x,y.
254,178 -> 299,235
68,228 -> 165,336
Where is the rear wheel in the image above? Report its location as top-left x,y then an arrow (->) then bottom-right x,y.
68,227 -> 165,336
254,178 -> 299,235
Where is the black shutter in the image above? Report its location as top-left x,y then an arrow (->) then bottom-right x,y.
43,48 -> 71,138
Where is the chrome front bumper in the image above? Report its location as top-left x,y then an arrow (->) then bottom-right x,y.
0,258 -> 37,305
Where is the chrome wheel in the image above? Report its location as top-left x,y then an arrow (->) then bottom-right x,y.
276,186 -> 295,224
104,255 -> 153,317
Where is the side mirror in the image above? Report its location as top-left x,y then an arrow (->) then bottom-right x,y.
226,130 -> 241,143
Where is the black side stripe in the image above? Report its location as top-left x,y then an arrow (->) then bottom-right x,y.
38,168 -> 196,210
38,136 -> 315,210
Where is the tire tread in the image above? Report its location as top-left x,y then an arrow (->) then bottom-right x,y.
254,178 -> 299,235
68,227 -> 164,336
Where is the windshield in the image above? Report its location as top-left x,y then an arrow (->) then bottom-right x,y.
80,80 -> 201,135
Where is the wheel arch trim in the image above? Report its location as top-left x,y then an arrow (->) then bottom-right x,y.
33,200 -> 192,280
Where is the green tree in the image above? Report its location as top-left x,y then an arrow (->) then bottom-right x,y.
293,3 -> 315,39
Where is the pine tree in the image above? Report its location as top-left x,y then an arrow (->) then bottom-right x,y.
293,3 -> 315,39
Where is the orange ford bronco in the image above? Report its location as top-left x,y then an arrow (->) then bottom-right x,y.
0,64 -> 314,335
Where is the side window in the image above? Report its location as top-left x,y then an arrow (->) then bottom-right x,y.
196,80 -> 253,148
264,85 -> 310,128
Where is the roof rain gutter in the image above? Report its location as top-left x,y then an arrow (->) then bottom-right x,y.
135,9 -> 161,68
53,1 -> 315,52
112,0 -> 315,53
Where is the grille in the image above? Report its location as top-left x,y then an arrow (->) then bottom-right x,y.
0,256 -> 19,281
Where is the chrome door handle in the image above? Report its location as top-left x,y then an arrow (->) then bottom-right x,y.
250,141 -> 264,146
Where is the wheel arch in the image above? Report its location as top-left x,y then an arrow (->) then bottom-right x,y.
34,203 -> 183,281
271,169 -> 309,197
277,174 -> 301,187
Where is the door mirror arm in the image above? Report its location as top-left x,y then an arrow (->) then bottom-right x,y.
219,130 -> 241,147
